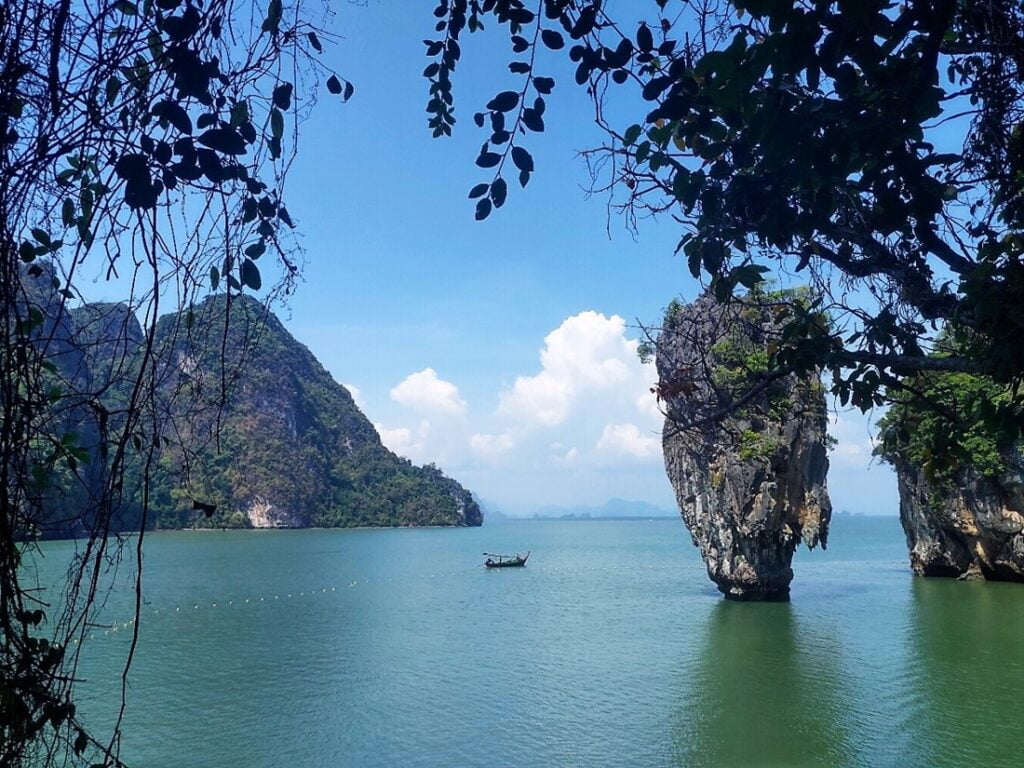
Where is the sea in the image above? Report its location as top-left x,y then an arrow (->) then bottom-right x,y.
29,515 -> 1024,767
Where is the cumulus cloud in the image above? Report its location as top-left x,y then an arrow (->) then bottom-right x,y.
828,412 -> 879,466
469,431 -> 516,459
367,311 -> 672,509
375,420 -> 431,461
499,311 -> 653,426
390,368 -> 466,416
595,422 -> 661,460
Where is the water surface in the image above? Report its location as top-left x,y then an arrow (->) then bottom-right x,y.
35,515 -> 1024,767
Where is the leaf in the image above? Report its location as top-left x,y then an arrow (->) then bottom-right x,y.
307,31 -> 323,52
487,91 -> 520,112
511,146 -> 533,172
623,124 -> 643,146
533,76 -> 555,94
475,197 -> 492,221
490,177 -> 508,208
344,81 -> 354,101
273,82 -> 293,110
105,76 -> 121,106
468,183 -> 489,199
271,108 -> 284,141
522,108 -> 544,132
636,24 -> 653,52
244,241 -> 266,260
541,30 -> 565,50
197,128 -> 247,155
230,100 -> 249,128
31,228 -> 51,246
262,0 -> 282,34
209,265 -> 220,290
326,75 -> 342,94
241,258 -> 262,290
476,151 -> 501,168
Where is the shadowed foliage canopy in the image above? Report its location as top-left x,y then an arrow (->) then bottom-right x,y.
1,0 -> 349,764
424,0 -> 1024,442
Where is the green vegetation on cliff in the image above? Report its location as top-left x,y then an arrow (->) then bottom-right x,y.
136,296 -> 482,529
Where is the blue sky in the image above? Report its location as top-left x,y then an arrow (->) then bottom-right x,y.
82,2 -> 897,516
254,3 -> 897,515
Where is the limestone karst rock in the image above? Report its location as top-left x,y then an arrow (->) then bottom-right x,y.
876,354 -> 1024,581
656,292 -> 832,600
894,458 -> 1024,580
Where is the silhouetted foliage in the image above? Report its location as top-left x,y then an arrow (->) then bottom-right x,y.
426,0 -> 1024,437
0,0 -> 348,764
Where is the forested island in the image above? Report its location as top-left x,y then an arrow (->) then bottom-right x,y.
24,267 -> 481,536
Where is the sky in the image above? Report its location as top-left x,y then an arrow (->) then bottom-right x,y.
108,2 -> 899,516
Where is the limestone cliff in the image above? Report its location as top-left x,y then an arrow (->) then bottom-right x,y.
876,354 -> 1024,581
893,458 -> 1024,580
656,293 -> 832,600
17,266 -> 482,534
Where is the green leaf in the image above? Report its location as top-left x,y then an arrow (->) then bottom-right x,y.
209,265 -> 220,291
31,228 -> 51,246
197,128 -> 247,155
271,108 -> 284,142
272,83 -> 293,111
241,258 -> 262,290
623,124 -> 643,146
230,101 -> 249,128
262,0 -> 282,34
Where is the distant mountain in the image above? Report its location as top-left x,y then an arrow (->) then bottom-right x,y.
527,498 -> 676,519
20,270 -> 481,534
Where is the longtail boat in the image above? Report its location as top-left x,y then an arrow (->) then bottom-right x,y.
483,551 -> 530,568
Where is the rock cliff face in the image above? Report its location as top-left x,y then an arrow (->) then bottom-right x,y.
144,295 -> 483,529
656,293 -> 832,600
894,457 -> 1024,581
17,267 -> 482,534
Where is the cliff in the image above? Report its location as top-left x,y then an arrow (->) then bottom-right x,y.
17,267 -> 481,534
141,295 -> 482,529
656,293 -> 832,600
877,367 -> 1024,581
892,458 -> 1024,580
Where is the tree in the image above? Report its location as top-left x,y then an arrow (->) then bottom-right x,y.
424,0 -> 1024,441
0,1 -> 349,764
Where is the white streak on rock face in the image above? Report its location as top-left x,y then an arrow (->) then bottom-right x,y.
246,496 -> 301,528
657,294 -> 832,601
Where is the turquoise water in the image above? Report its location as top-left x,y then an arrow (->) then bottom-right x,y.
34,516 -> 1024,767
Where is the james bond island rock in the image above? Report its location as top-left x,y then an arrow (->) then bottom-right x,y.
878,370 -> 1024,581
655,292 -> 832,601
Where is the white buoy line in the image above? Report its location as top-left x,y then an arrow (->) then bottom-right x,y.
70,562 -> 684,645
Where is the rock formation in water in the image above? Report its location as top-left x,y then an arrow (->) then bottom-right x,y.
655,292 -> 832,600
17,265 -> 481,534
877,366 -> 1024,581
892,458 -> 1024,580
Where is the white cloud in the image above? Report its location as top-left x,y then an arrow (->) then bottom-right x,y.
595,422 -> 661,460
499,311 -> 646,426
390,368 -> 466,416
469,431 -> 515,459
375,420 -> 431,461
828,412 -> 879,466
363,311 -> 673,510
